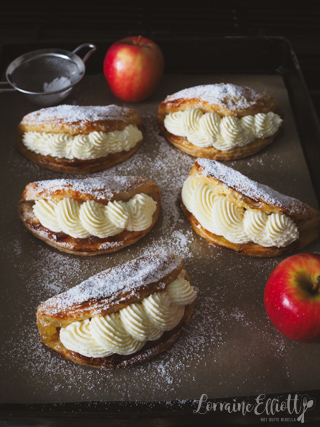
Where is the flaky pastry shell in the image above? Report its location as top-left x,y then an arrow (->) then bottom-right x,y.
181,159 -> 320,257
37,252 -> 195,369
157,83 -> 283,160
19,176 -> 161,256
17,105 -> 144,173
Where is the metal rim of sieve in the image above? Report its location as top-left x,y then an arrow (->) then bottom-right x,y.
5,43 -> 96,96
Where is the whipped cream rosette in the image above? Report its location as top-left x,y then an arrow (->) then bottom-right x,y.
19,176 -> 161,256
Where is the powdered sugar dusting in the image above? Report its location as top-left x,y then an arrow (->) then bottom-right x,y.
94,109 -> 196,260
28,176 -> 143,201
196,158 -> 308,215
43,77 -> 72,93
43,252 -> 181,314
2,74 -> 320,405
21,104 -> 132,125
165,84 -> 261,111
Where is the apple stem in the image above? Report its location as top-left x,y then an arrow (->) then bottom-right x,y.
312,275 -> 320,294
136,35 -> 142,46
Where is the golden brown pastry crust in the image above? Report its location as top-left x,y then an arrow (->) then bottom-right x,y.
157,83 -> 283,161
19,176 -> 161,256
16,105 -> 144,173
37,252 -> 195,369
181,159 -> 320,257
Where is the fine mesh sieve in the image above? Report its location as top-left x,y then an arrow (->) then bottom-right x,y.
0,43 -> 96,106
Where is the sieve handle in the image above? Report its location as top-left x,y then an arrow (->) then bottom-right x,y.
0,81 -> 15,92
72,43 -> 97,63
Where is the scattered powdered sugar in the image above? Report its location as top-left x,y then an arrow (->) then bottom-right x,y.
90,109 -> 196,261
3,76 -> 320,405
196,158 -> 309,215
165,83 -> 262,111
21,104 -> 132,125
2,256 -> 293,403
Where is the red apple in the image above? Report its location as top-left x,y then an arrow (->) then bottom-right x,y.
264,253 -> 320,342
103,35 -> 164,102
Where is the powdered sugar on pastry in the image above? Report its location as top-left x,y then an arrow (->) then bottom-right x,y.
21,105 -> 133,126
24,176 -> 144,202
164,84 -> 262,111
196,159 -> 309,215
40,252 -> 182,315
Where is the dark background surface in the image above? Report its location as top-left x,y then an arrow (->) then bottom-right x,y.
1,0 -> 320,118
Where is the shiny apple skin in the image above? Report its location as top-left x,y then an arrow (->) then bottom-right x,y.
103,36 -> 164,102
264,253 -> 320,343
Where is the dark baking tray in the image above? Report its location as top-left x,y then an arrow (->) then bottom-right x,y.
1,36 -> 320,426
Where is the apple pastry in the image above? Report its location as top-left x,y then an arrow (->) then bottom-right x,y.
37,252 -> 197,369
157,83 -> 283,160
17,104 -> 144,173
181,159 -> 320,257
19,176 -> 160,255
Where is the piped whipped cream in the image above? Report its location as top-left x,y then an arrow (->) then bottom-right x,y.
59,273 -> 197,357
182,176 -> 298,247
164,109 -> 282,150
22,124 -> 142,160
33,193 -> 157,239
